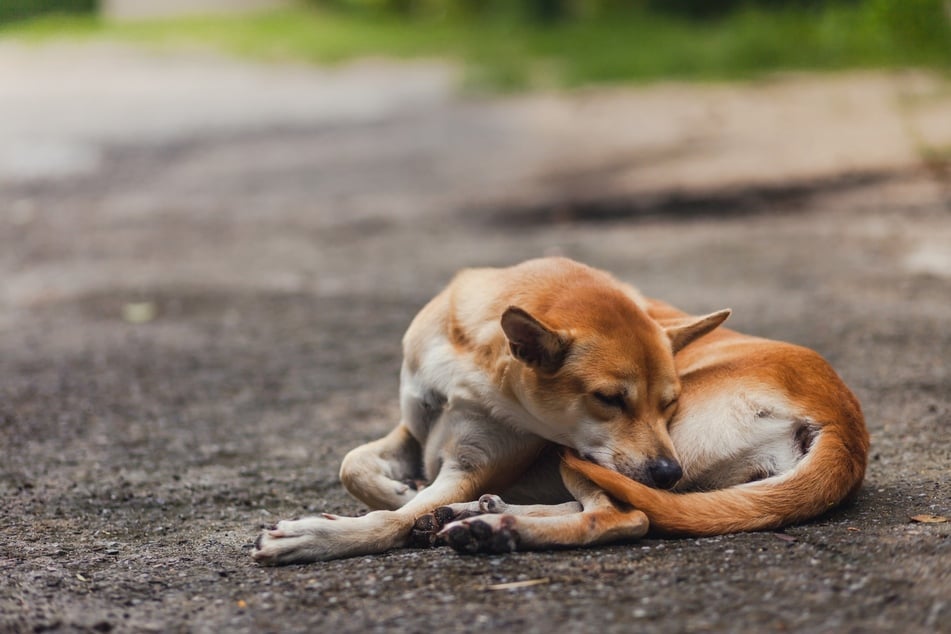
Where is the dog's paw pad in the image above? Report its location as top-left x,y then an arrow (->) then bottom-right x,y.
433,505 -> 456,525
409,513 -> 445,548
443,524 -> 480,554
443,518 -> 520,555
409,505 -> 463,548
413,513 -> 439,533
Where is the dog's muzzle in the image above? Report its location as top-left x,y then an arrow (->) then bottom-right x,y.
580,451 -> 683,490
602,454 -> 683,490
647,457 -> 683,490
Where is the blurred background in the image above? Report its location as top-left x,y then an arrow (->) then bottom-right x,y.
2,0 -> 950,88
1,0 -> 950,212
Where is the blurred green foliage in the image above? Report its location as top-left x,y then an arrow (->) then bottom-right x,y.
0,0 -> 97,25
2,0 -> 948,89
867,0 -> 951,62
311,0 -> 946,24
326,0 -> 951,77
315,0 -> 951,80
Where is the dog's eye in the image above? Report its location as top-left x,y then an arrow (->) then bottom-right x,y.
593,391 -> 626,410
663,397 -> 680,411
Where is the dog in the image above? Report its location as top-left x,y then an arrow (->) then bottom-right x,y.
435,296 -> 869,554
252,257 -> 869,562
253,258 -> 729,564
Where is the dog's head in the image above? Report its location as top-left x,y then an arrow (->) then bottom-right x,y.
501,296 -> 729,490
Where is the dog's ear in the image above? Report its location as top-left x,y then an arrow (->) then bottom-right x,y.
664,309 -> 731,353
501,306 -> 570,375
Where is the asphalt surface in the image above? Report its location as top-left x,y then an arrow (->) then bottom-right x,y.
1,44 -> 949,633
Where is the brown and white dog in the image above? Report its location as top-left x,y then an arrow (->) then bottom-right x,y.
252,258 -> 868,563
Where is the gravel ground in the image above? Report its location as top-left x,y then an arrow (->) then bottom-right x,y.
0,44 -> 949,633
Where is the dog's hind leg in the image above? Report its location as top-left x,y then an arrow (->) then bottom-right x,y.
439,463 -> 648,554
339,424 -> 424,510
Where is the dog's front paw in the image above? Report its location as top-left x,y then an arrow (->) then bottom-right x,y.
251,515 -> 368,565
440,515 -> 521,555
252,517 -> 320,566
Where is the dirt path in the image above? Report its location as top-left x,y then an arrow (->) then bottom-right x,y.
1,43 -> 949,633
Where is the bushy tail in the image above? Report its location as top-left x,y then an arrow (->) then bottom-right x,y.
563,419 -> 868,536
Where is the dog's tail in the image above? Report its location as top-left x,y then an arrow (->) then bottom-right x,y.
562,415 -> 869,536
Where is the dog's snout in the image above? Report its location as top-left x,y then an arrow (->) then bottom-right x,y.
648,457 -> 683,489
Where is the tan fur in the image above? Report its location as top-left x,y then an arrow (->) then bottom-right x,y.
252,258 -> 867,563
561,298 -> 868,537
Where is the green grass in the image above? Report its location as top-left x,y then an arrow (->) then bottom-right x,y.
2,3 -> 949,90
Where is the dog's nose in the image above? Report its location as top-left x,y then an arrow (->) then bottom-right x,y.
648,457 -> 683,489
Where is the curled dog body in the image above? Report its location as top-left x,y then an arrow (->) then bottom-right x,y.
251,258 -> 867,563
560,300 -> 869,537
